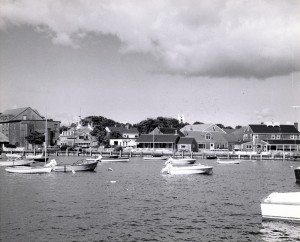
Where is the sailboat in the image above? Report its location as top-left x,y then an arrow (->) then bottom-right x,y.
5,112 -> 54,174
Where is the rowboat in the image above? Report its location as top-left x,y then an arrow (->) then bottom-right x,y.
5,166 -> 52,174
51,159 -> 98,172
261,192 -> 300,222
165,157 -> 196,165
217,159 -> 241,164
98,155 -> 129,162
143,156 -> 168,161
161,163 -> 213,175
0,158 -> 35,167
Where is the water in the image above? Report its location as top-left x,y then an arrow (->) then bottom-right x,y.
1,157 -> 300,242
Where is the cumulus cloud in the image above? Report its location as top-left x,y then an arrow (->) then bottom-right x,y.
0,0 -> 299,79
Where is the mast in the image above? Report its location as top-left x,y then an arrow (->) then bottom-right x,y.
45,109 -> 47,165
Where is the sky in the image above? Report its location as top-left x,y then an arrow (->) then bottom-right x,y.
0,0 -> 300,127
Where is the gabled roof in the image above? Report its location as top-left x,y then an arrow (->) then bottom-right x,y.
177,137 -> 196,144
249,124 -> 299,134
180,123 -> 226,133
136,134 -> 179,143
0,107 -> 43,121
107,126 -> 139,134
0,132 -> 9,142
150,127 -> 184,136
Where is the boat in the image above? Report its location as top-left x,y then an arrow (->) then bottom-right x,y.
161,162 -> 213,175
25,153 -> 49,162
143,156 -> 168,161
206,155 -> 217,160
261,192 -> 300,222
165,157 -> 196,165
51,159 -> 98,172
5,165 -> 53,174
295,167 -> 300,183
0,157 -> 35,167
217,159 -> 241,164
98,155 -> 129,162
6,153 -> 22,159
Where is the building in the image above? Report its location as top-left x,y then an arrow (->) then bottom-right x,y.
0,131 -> 9,149
59,121 -> 98,148
177,137 -> 198,152
181,124 -> 228,150
105,126 -> 139,147
136,134 -> 180,151
241,122 -> 300,152
0,107 -> 60,149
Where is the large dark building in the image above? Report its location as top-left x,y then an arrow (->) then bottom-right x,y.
0,107 -> 60,149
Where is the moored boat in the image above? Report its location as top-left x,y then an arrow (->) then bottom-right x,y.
165,157 -> 196,165
99,155 -> 129,162
6,153 -> 22,159
143,156 -> 168,161
25,153 -> 49,162
261,192 -> 300,222
51,159 -> 98,172
161,163 -> 213,175
217,159 -> 241,164
206,155 -> 217,160
0,157 -> 35,167
5,166 -> 53,174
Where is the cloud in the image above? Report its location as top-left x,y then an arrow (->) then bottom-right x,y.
254,108 -> 273,121
0,0 -> 299,79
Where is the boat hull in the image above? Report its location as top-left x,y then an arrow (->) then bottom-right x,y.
295,168 -> 300,183
143,156 -> 168,161
53,161 -> 98,172
5,166 -> 52,174
261,192 -> 300,222
162,165 -> 213,175
0,159 -> 35,167
169,158 -> 196,165
217,160 -> 241,164
101,158 -> 129,162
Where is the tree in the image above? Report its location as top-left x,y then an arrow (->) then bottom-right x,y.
193,121 -> 203,125
235,125 -> 242,129
25,131 -> 45,149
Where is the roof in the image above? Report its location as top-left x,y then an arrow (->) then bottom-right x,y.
0,132 -> 9,142
107,126 -> 139,134
136,134 -> 179,143
0,107 -> 43,122
249,124 -> 299,134
263,140 -> 300,145
180,123 -> 226,133
177,137 -> 196,144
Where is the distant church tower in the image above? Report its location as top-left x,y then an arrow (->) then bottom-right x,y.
178,114 -> 184,124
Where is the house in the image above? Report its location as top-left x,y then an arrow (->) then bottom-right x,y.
0,107 -> 60,149
181,124 -> 228,150
241,122 -> 300,152
177,137 -> 198,152
135,134 -> 180,151
105,126 -> 139,148
0,132 -> 9,150
59,121 -> 98,148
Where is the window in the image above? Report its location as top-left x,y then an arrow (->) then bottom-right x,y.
276,135 -> 280,139
205,134 -> 211,140
181,145 -> 186,149
246,144 -> 252,149
271,135 -> 275,139
23,115 -> 27,120
199,144 -> 206,149
254,135 -> 258,139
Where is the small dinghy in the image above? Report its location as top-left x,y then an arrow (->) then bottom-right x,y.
98,155 -> 129,162
5,166 -> 53,174
0,157 -> 35,167
25,153 -> 49,162
143,156 -> 168,161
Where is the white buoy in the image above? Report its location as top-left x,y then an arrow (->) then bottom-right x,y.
108,168 -> 113,171
110,181 -> 116,183
72,170 -> 75,174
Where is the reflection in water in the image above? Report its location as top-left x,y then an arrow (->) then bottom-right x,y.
261,221 -> 300,242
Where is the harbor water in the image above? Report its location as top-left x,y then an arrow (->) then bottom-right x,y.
1,157 -> 300,242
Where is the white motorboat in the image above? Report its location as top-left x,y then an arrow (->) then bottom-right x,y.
0,157 -> 35,167
166,157 -> 196,165
217,159 -> 241,164
261,192 -> 300,222
161,162 -> 213,175
5,166 -> 53,174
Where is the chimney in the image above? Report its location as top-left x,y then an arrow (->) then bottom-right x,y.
294,122 -> 298,131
